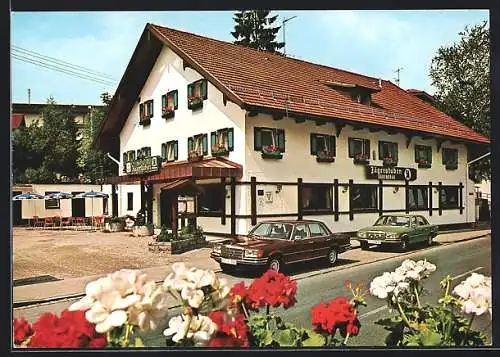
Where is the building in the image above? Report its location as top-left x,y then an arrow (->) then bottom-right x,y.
94,23 -> 490,237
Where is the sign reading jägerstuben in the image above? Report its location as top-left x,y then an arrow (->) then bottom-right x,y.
365,165 -> 417,181
125,156 -> 161,175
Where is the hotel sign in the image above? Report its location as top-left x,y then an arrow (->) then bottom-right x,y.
366,165 -> 417,181
125,156 -> 161,175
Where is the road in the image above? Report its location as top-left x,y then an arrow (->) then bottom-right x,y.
13,236 -> 492,347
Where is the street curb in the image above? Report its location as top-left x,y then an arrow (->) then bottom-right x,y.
13,233 -> 490,309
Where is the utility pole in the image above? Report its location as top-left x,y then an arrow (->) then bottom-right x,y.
394,67 -> 403,87
27,88 -> 31,104
88,105 -> 93,138
282,15 -> 297,56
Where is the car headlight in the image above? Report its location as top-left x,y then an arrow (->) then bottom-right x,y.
357,231 -> 367,238
213,245 -> 222,254
385,232 -> 399,239
244,249 -> 263,258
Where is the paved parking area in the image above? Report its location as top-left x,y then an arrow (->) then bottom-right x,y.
12,228 -> 212,280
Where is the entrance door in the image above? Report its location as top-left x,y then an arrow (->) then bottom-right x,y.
160,190 -> 173,229
71,192 -> 85,217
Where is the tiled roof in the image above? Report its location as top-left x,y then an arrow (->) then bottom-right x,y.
149,24 -> 488,144
12,114 -> 24,129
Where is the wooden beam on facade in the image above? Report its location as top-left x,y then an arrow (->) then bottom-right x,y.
406,134 -> 414,148
436,139 -> 444,152
250,176 -> 257,225
335,123 -> 345,137
222,94 -> 228,106
230,177 -> 236,235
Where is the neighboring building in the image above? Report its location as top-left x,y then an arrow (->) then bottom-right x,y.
95,24 -> 490,237
11,113 -> 26,130
406,89 -> 436,106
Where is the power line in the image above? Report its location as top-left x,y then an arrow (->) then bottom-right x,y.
12,45 -> 118,81
12,53 -> 117,87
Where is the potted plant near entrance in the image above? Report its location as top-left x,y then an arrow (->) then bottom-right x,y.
132,209 -> 154,237
106,216 -> 126,232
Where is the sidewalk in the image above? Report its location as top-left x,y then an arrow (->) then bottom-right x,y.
13,229 -> 490,307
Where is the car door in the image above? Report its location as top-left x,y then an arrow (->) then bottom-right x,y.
285,223 -> 313,263
306,222 -> 331,259
416,216 -> 430,241
408,216 -> 421,244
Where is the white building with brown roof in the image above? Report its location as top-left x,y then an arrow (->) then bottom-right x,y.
95,23 -> 489,237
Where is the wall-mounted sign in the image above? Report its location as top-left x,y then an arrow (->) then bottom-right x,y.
264,191 -> 273,203
366,165 -> 417,181
125,156 -> 161,175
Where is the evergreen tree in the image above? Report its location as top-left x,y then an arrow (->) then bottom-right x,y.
231,10 -> 285,53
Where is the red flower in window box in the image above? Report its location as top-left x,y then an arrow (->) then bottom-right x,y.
316,149 -> 335,162
261,145 -> 282,159
353,153 -> 370,164
418,158 -> 431,168
188,150 -> 203,162
162,105 -> 175,119
188,95 -> 203,109
382,156 -> 397,167
212,143 -> 229,157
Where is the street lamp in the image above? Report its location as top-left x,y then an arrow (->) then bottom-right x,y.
282,15 -> 297,56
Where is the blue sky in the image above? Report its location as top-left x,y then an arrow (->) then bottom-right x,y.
11,10 -> 489,105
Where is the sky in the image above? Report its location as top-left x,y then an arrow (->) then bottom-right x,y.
11,10 -> 489,105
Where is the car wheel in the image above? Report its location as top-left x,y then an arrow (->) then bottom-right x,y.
400,238 -> 408,252
327,248 -> 338,266
427,234 -> 433,246
360,241 -> 369,250
268,257 -> 282,273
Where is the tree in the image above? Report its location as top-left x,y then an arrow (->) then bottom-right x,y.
231,10 -> 285,53
429,21 -> 490,182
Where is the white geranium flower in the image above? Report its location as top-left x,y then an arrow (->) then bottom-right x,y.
181,285 -> 205,309
164,314 -> 189,343
453,283 -> 472,300
401,259 -> 417,271
466,273 -> 486,288
186,269 -> 216,288
405,270 -> 421,281
128,281 -> 170,331
163,314 -> 217,345
454,273 -> 492,318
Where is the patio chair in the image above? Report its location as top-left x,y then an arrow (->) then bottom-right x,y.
93,216 -> 105,231
61,217 -> 72,228
73,217 -> 86,230
32,216 -> 44,229
44,217 -> 55,229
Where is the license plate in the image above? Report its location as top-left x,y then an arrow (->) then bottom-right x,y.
221,258 -> 237,265
369,240 -> 382,245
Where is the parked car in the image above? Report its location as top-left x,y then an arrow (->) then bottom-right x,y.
210,220 -> 351,273
355,214 -> 438,251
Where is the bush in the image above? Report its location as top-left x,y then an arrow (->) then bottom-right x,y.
135,209 -> 146,226
107,216 -> 125,224
156,226 -> 176,243
179,225 -> 204,240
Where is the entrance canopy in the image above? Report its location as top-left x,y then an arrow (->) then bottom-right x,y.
107,157 -> 243,185
160,179 -> 205,196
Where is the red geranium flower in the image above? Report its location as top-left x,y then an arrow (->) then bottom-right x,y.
311,296 -> 361,337
245,270 -> 297,310
230,281 -> 249,305
13,318 -> 33,345
27,309 -> 107,348
208,311 -> 249,348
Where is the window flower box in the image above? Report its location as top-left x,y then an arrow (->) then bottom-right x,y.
212,143 -> 229,157
188,150 -> 204,162
162,105 -> 175,119
261,145 -> 283,159
418,159 -> 432,168
353,153 -> 370,165
382,156 -> 398,167
139,116 -> 151,126
316,149 -> 335,163
188,95 -> 203,110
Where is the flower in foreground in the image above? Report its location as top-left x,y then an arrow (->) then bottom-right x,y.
163,313 -> 217,346
208,311 -> 249,347
13,318 -> 33,345
311,296 -> 361,337
245,270 -> 297,310
452,273 -> 492,318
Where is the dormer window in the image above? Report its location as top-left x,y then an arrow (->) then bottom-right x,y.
352,92 -> 371,105
139,100 -> 153,125
161,90 -> 178,119
187,79 -> 207,110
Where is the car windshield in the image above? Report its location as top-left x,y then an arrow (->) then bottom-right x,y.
374,216 -> 410,227
248,222 -> 293,240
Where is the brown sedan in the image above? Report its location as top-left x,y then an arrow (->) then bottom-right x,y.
210,220 -> 351,273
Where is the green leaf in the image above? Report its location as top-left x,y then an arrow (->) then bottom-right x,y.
420,330 -> 443,346
302,331 -> 326,347
276,329 -> 299,347
134,337 -> 145,347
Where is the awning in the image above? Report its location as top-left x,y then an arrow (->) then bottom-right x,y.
106,157 -> 243,185
160,179 -> 205,195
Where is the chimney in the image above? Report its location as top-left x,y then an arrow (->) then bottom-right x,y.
378,78 -> 382,88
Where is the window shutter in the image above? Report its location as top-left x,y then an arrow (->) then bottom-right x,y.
203,134 -> 208,155
414,146 -> 419,162
254,127 -> 262,150
188,137 -> 193,152
378,141 -> 384,159
330,135 -> 336,157
173,91 -> 178,109
162,95 -> 166,108
150,101 -> 153,117
210,131 -> 216,150
201,79 -> 208,99
394,143 -> 398,161
174,141 -> 178,160
442,149 -> 446,164
139,103 -> 144,120
348,138 -> 354,157
123,152 -> 127,164
310,134 -> 317,155
427,147 -> 432,163
228,128 -> 234,151
131,151 -> 136,160
161,143 -> 166,159
277,129 -> 285,152
366,140 -> 370,156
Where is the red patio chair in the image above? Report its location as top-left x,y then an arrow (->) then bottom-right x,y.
61,217 -> 72,227
73,217 -> 85,230
44,217 -> 55,229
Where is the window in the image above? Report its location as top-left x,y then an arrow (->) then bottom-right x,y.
44,191 -> 60,209
351,185 -> 378,211
198,183 -> 224,213
348,138 -> 370,161
254,127 -> 285,152
440,186 -> 459,208
378,141 -> 398,164
136,147 -> 151,159
161,140 -> 178,162
249,222 -> 293,240
188,134 -> 208,156
122,150 -> 136,172
310,134 -> 336,157
408,186 -> 429,210
442,148 -> 458,170
292,224 -> 310,239
416,216 -> 429,226
211,128 -> 234,156
351,92 -> 371,105
139,100 -> 154,124
302,184 -> 332,211
307,223 -> 328,237
415,145 -> 432,166
127,192 -> 133,211
161,90 -> 178,118
187,79 -> 207,109
375,216 -> 409,226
